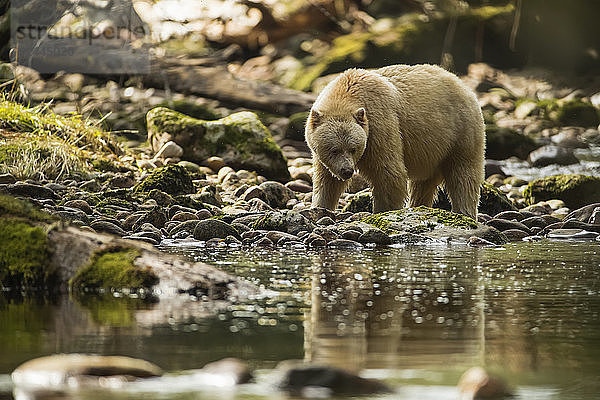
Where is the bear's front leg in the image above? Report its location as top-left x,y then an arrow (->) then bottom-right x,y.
312,160 -> 348,210
371,169 -> 408,213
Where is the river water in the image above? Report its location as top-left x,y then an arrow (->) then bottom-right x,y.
1,240 -> 599,399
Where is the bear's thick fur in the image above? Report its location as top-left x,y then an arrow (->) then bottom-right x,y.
305,64 -> 485,218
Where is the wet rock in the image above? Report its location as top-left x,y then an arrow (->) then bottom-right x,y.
342,190 -> 373,213
477,183 -> 518,215
561,219 -> 600,233
133,206 -> 168,230
502,229 -> 530,242
193,219 -> 240,241
198,185 -> 222,206
147,189 -> 174,207
64,200 -> 93,215
285,179 -> 312,193
134,165 -> 194,196
299,207 -> 336,223
252,210 -> 314,235
284,111 -> 308,141
361,207 -> 507,244
546,228 -> 599,240
279,365 -> 391,396
11,354 -> 163,388
528,145 -> 578,167
259,181 -> 296,209
106,174 -> 135,189
124,233 -> 160,245
55,208 -> 89,224
265,231 -> 298,244
520,216 -> 548,229
155,140 -> 184,159
305,233 -> 326,247
467,236 -> 497,247
0,183 -> 58,200
147,108 -> 290,181
200,358 -> 252,385
494,210 -> 524,221
80,180 -> 102,192
486,218 -> 531,233
457,367 -> 511,400
254,236 -> 274,247
313,227 -> 339,242
341,229 -> 361,241
327,239 -> 363,249
171,211 -> 198,222
484,160 -> 505,179
358,228 -> 392,246
224,235 -> 242,245
316,216 -> 335,226
90,220 -> 127,236
196,209 -> 213,220
523,174 -> 600,209
170,220 -> 201,236
562,203 -> 600,224
242,185 -> 267,202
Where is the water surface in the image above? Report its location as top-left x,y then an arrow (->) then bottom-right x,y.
1,240 -> 599,399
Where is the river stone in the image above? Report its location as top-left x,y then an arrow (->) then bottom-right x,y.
494,210 -> 524,221
252,210 -> 314,235
528,145 -> 578,167
547,228 -> 599,240
55,208 -> 89,224
63,200 -> 93,215
279,365 -> 391,395
147,108 -> 290,181
327,239 -> 363,249
134,165 -> 194,196
90,220 -> 127,236
155,140 -> 184,159
0,183 -> 58,200
194,219 -> 239,241
560,219 -> 600,233
342,191 -> 373,213
457,367 -> 511,400
520,216 -> 548,229
562,203 -> 600,224
523,175 -> 600,209
486,218 -> 531,233
200,358 -> 252,385
305,233 -> 326,247
11,354 -> 163,388
171,211 -> 198,222
358,206 -> 506,244
358,228 -> 392,246
133,206 -> 167,230
259,181 -> 296,209
434,183 -> 517,217
0,173 -> 16,184
299,207 -> 336,223
502,229 -> 530,242
485,125 -> 539,160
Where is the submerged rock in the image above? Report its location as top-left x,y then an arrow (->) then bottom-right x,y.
11,354 -> 163,389
523,174 -> 600,209
199,358 -> 252,385
147,107 -> 290,181
279,365 -> 391,396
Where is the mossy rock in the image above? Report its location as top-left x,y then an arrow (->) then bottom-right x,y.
147,107 -> 290,182
485,125 -> 539,160
285,111 -> 309,141
478,182 -> 518,216
554,99 -> 600,127
156,99 -> 222,121
360,206 -> 505,244
70,245 -> 159,290
342,191 -> 373,213
0,195 -> 57,288
523,174 -> 600,209
134,164 -> 194,196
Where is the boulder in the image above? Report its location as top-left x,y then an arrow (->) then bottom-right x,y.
485,125 -> 539,160
523,175 -> 600,209
527,145 -> 578,167
360,206 -> 506,244
193,219 -> 240,241
259,181 -> 296,209
134,165 -> 194,196
11,354 -> 163,389
147,107 -> 290,182
252,210 -> 314,236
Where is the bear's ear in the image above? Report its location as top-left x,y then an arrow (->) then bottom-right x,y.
354,107 -> 367,126
309,110 -> 322,129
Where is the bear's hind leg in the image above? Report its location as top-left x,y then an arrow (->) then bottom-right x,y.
409,174 -> 442,208
442,159 -> 481,219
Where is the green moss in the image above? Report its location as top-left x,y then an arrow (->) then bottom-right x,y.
523,174 -> 600,209
361,213 -> 390,231
156,99 -> 222,121
554,99 -> 600,127
0,218 -> 53,288
70,245 -> 158,290
91,158 -> 120,172
479,182 -> 517,215
134,164 -> 194,196
412,206 -> 478,229
0,194 -> 56,223
147,108 -> 290,181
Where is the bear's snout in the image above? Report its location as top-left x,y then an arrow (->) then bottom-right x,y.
340,166 -> 354,181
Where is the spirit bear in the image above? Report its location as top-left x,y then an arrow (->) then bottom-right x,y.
305,64 -> 485,218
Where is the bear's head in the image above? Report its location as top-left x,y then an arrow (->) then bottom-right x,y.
305,107 -> 368,181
